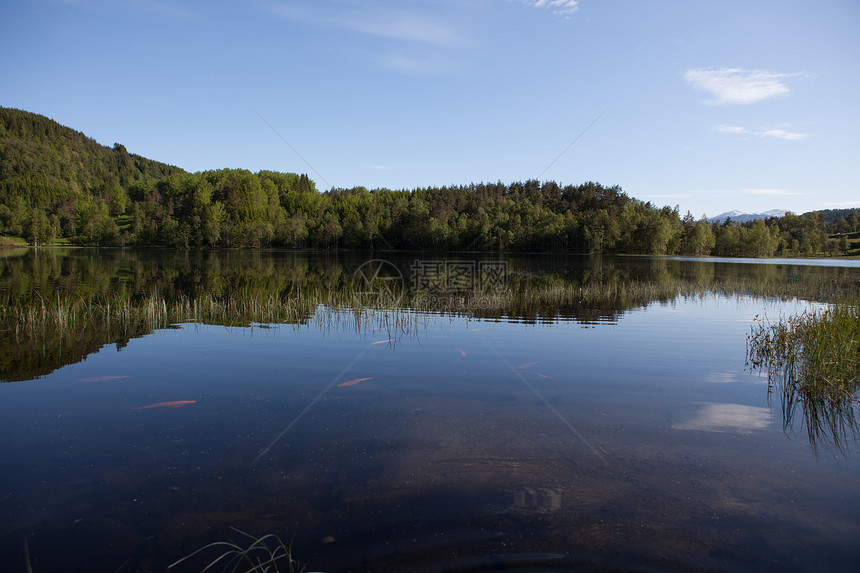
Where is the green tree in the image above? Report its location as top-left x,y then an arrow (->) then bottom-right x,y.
29,208 -> 52,245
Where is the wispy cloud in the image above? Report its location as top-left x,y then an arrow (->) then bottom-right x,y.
346,8 -> 462,47
650,193 -> 693,199
821,201 -> 860,208
376,52 -> 457,75
714,124 -> 748,135
685,68 -> 793,105
743,188 -> 803,196
519,0 -> 580,18
263,2 -> 464,74
139,0 -> 198,19
684,188 -> 804,198
58,0 -> 198,19
264,2 -> 462,47
758,128 -> 808,141
713,124 -> 808,141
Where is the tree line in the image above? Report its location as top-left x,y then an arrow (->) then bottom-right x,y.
2,107 -> 858,255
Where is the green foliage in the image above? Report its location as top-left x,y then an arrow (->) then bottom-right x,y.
2,107 -> 859,255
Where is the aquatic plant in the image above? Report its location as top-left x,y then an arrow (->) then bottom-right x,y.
168,528 -> 302,573
747,298 -> 860,453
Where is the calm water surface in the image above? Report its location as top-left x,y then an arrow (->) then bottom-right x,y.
1,250 -> 859,572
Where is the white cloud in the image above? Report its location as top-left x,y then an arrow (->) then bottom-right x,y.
684,188 -> 805,199
714,124 -> 748,134
376,53 -> 456,75
520,0 -> 580,18
743,188 -> 803,196
714,124 -> 808,141
346,9 -> 462,47
650,193 -> 693,199
263,2 -> 464,74
59,0 -> 197,19
674,403 -> 771,433
684,68 -> 792,105
265,3 -> 462,47
822,201 -> 860,208
758,128 -> 808,141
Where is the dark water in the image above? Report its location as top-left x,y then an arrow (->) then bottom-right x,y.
1,250 -> 859,572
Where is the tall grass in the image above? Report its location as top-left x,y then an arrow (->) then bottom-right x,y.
747,298 -> 860,452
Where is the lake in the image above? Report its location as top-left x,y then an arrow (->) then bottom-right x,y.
1,249 -> 859,572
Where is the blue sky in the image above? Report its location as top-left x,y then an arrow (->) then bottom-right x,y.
2,0 -> 858,218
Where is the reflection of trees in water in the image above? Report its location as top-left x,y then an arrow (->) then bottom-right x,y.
2,250 -> 858,383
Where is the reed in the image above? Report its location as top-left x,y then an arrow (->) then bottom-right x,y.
747,298 -> 860,452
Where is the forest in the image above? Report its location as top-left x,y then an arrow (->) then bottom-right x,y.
2,107 -> 858,256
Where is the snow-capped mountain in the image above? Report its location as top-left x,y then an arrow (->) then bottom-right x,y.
706,209 -> 789,224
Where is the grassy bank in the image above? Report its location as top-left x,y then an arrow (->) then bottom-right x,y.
0,235 -> 28,248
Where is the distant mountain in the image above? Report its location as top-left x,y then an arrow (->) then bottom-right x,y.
707,209 -> 789,224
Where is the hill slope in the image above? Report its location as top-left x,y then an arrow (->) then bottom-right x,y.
0,107 -> 183,205
0,107 -> 185,242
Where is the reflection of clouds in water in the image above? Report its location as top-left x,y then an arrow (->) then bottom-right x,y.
704,371 -> 768,384
704,372 -> 737,384
674,403 -> 771,433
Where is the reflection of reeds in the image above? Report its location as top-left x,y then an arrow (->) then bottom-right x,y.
407,274 -> 858,323
747,299 -> 860,454
3,292 -> 323,338
2,273 -> 856,339
1,288 -> 428,349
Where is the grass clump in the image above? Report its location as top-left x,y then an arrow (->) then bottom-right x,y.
168,528 -> 302,573
747,298 -> 860,452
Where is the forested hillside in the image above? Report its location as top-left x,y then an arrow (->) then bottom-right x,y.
1,108 -> 858,255
0,107 -> 184,244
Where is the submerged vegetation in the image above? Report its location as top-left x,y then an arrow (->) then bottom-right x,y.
168,528 -> 301,573
747,299 -> 860,453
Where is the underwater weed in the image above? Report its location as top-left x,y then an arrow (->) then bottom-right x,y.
168,528 -> 301,573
